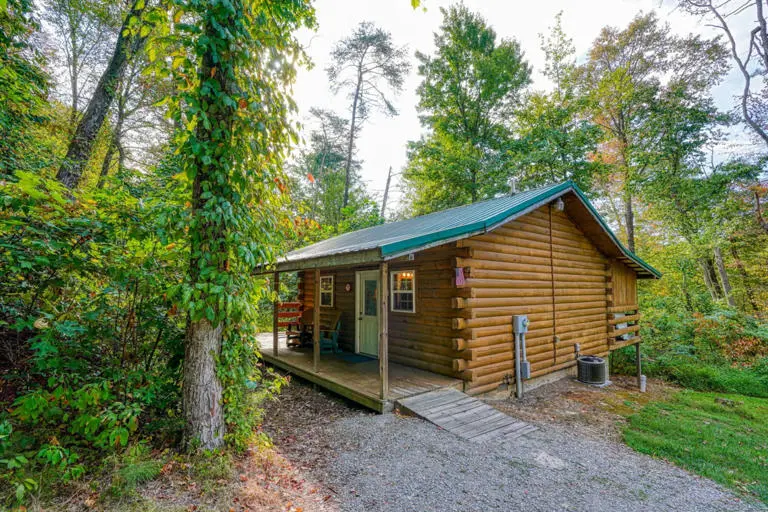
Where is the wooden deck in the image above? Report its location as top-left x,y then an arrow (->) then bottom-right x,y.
256,334 -> 462,412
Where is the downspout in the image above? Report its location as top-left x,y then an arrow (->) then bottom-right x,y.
513,315 -> 530,399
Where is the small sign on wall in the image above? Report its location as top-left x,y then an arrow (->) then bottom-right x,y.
345,282 -> 352,292
455,267 -> 466,286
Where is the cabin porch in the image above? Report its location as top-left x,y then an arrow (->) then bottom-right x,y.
256,333 -> 462,412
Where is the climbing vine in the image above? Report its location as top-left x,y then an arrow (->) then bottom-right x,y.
146,0 -> 315,447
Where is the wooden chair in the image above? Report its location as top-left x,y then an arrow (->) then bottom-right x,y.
318,309 -> 342,354
295,308 -> 342,353
287,309 -> 313,348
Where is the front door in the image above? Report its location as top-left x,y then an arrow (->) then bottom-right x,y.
356,270 -> 379,357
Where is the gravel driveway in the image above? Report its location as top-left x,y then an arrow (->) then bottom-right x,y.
321,413 -> 761,512
262,381 -> 763,512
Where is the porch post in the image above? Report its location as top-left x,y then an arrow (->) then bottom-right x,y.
272,271 -> 279,357
636,342 -> 642,388
313,268 -> 320,373
379,262 -> 389,400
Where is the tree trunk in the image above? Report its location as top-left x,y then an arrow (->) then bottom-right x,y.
699,256 -> 722,302
69,39 -> 79,131
680,269 -> 694,312
183,318 -> 225,449
97,87 -> 127,189
381,166 -> 391,217
342,71 -> 361,210
56,0 -> 147,189
97,135 -> 117,189
624,192 -> 635,253
182,8 -> 236,451
730,245 -> 758,311
713,246 -> 735,307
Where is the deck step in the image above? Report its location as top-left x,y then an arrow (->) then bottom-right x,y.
395,388 -> 535,443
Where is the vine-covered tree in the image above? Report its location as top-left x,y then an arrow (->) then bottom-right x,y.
159,0 -> 314,448
326,21 -> 410,210
402,4 -> 531,214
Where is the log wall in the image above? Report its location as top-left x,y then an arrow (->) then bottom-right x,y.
387,245 -> 462,378
297,244 -> 462,377
454,203 -> 613,394
295,201 -> 642,394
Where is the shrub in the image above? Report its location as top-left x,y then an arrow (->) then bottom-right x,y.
613,305 -> 768,398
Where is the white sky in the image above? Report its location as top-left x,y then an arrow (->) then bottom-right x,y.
292,0 -> 757,215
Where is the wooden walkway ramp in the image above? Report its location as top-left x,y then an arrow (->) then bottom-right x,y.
396,388 -> 536,442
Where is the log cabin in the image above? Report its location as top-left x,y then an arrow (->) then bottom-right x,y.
258,181 -> 660,412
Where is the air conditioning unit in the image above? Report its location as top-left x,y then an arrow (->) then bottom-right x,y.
577,355 -> 607,385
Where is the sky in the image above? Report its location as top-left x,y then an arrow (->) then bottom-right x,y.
291,0 -> 757,215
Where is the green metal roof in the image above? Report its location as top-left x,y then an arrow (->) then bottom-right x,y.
281,181 -> 661,278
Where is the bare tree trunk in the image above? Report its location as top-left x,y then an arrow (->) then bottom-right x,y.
699,256 -> 722,302
56,0 -> 147,189
69,26 -> 79,132
730,245 -> 758,311
381,166 -> 392,218
713,246 -> 735,307
183,318 -> 225,449
700,1 -> 768,148
342,70 -> 362,210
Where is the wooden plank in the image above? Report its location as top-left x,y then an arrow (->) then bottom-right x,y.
423,398 -> 486,419
470,420 -> 531,442
395,389 -> 535,443
398,388 -> 463,411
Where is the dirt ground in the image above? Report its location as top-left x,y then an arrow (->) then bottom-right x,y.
483,374 -> 679,443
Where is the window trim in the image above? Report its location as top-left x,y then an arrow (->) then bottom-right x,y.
390,269 -> 416,314
319,274 -> 334,308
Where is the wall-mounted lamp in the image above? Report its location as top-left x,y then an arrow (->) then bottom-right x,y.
554,198 -> 565,211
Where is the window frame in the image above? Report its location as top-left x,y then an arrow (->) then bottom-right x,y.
390,269 -> 416,314
319,275 -> 334,308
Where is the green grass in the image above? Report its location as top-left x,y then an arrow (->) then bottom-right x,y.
623,390 -> 768,504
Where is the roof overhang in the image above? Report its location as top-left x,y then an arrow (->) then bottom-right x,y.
274,248 -> 382,272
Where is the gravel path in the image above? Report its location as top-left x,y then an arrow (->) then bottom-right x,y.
320,413 -> 762,512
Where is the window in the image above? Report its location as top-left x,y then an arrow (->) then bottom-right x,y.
390,270 -> 415,313
319,275 -> 334,307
